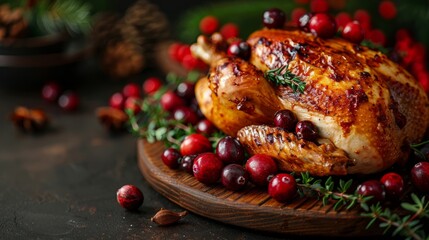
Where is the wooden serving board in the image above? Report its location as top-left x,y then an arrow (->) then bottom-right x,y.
137,139 -> 380,237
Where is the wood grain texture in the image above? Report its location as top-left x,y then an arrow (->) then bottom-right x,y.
137,139 -> 381,237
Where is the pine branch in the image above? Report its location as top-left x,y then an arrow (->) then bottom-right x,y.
264,65 -> 306,94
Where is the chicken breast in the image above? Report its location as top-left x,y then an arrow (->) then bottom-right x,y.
191,29 -> 429,175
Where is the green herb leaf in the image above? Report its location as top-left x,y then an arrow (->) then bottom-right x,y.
264,65 -> 306,94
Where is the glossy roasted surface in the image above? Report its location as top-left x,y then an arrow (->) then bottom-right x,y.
192,28 -> 429,175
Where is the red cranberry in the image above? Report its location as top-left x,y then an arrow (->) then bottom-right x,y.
161,148 -> 181,169
221,164 -> 249,191
342,21 -> 364,44
173,106 -> 199,125
143,77 -> 162,95
169,42 -> 183,61
367,29 -> 386,46
357,180 -> 386,204
176,82 -> 195,100
180,133 -> 212,156
379,1 -> 397,20
296,120 -> 319,141
216,136 -> 246,165
411,162 -> 429,194
274,110 -> 297,132
160,91 -> 185,112
124,97 -> 141,114
199,16 -> 219,35
180,155 -> 197,174
268,173 -> 297,203
298,13 -> 313,32
310,0 -> 329,13
196,119 -> 216,135
245,154 -> 278,187
122,83 -> 140,98
308,13 -> 337,38
42,82 -> 61,102
335,12 -> 352,31
291,8 -> 306,26
176,45 -> 191,62
116,185 -> 144,211
58,91 -> 79,111
262,8 -> 286,29
109,92 -> 125,110
193,153 -> 223,185
227,41 -> 251,60
220,23 -> 239,40
380,172 -> 404,199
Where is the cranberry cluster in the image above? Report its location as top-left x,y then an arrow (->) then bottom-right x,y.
41,82 -> 79,111
199,15 -> 240,40
169,43 -> 207,71
274,110 -> 319,141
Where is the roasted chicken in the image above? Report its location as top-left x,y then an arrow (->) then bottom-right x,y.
191,28 -> 429,176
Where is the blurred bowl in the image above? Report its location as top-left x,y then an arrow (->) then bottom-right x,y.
0,33 -> 92,88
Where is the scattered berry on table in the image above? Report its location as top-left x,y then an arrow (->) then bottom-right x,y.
58,91 -> 79,111
162,148 -> 181,169
262,8 -> 286,29
116,185 -> 144,211
221,164 -> 249,191
180,133 -> 212,156
193,153 -> 224,185
268,173 -> 297,203
42,82 -> 61,102
245,154 -> 278,187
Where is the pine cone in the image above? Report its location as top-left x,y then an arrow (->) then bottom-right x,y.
0,4 -> 27,40
91,0 -> 170,78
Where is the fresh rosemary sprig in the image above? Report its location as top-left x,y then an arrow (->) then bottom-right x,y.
264,64 -> 306,94
410,140 -> 429,161
296,172 -> 429,240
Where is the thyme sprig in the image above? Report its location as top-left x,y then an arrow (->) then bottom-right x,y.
296,172 -> 429,240
264,64 -> 306,93
126,71 -> 223,149
410,140 -> 429,160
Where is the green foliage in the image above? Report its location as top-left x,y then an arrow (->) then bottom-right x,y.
264,64 -> 306,94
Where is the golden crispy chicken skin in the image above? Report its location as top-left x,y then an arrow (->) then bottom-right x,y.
191,29 -> 429,176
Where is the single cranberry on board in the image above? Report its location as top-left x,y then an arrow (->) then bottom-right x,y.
180,133 -> 212,156
116,185 -> 144,211
262,8 -> 286,29
380,172 -> 404,199
245,154 -> 278,187
180,155 -> 198,174
411,162 -> 429,194
268,173 -> 297,203
193,153 -> 224,185
42,82 -> 61,102
161,148 -> 181,169
357,180 -> 386,204
216,136 -> 246,165
196,119 -> 216,135
221,164 -> 249,191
